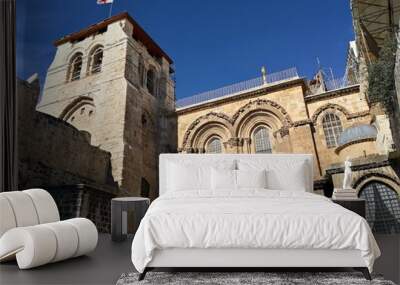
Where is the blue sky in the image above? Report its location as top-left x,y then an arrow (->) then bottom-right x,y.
17,0 -> 354,99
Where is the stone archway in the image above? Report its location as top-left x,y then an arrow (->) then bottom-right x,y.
357,179 -> 400,234
311,103 -> 352,125
354,173 -> 400,195
181,112 -> 234,152
59,96 -> 96,143
232,99 -> 293,131
59,96 -> 95,121
232,99 -> 293,153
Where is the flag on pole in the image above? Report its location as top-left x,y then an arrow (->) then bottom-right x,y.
97,0 -> 114,17
97,0 -> 113,4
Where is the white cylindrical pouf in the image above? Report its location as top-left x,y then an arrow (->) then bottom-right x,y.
0,226 -> 57,269
1,192 -> 39,227
42,221 -> 79,262
0,196 -> 17,237
23,189 -> 60,224
65,218 -> 98,257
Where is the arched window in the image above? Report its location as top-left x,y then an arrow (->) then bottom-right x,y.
146,68 -> 156,96
68,52 -> 83,82
138,57 -> 145,87
322,112 -> 343,148
253,126 -> 272,153
88,46 -> 103,74
206,137 -> 222,153
359,181 -> 400,234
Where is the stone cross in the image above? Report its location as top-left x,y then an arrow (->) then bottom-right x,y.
261,66 -> 267,85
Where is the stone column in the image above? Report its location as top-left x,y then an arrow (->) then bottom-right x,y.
243,138 -> 251,154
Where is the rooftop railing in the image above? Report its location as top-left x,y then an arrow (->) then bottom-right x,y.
324,76 -> 360,91
176,67 -> 299,108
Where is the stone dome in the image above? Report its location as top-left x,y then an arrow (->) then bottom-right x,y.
338,124 -> 377,147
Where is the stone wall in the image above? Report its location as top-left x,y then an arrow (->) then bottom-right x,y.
177,79 -> 321,179
176,77 -> 399,193
18,76 -> 117,232
305,88 -> 372,174
176,81 -> 376,180
18,76 -> 118,189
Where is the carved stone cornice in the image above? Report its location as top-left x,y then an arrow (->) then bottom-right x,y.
325,158 -> 391,175
273,127 -> 290,138
292,119 -> 312,127
225,137 -> 243,147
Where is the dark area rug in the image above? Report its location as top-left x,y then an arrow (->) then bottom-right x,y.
116,272 -> 396,285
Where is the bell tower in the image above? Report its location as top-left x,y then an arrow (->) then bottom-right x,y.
37,13 -> 177,198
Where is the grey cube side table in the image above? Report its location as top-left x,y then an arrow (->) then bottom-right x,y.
111,197 -> 150,242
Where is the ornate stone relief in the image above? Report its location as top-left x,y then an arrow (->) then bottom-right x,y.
59,96 -> 95,121
181,112 -> 234,148
225,137 -> 244,147
182,99 -> 293,149
231,99 -> 293,126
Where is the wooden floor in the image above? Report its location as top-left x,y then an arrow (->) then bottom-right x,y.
0,234 -> 399,285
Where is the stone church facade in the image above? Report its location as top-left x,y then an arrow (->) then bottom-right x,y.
176,67 -> 399,194
32,12 -> 399,233
37,13 -> 177,199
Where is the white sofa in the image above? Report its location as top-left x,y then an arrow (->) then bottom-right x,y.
0,189 -> 98,269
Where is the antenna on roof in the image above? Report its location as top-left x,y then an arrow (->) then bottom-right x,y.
316,57 -> 321,70
329,67 -> 337,89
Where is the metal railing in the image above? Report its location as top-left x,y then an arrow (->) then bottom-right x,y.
324,76 -> 360,91
176,67 -> 299,108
